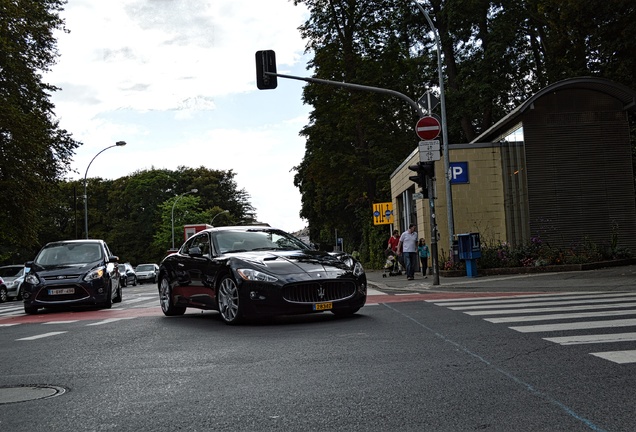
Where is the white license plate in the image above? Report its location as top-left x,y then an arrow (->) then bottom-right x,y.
48,288 -> 75,295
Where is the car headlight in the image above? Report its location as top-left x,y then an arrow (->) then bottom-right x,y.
353,261 -> 365,277
25,273 -> 40,285
84,267 -> 105,282
237,269 -> 278,283
339,256 -> 365,276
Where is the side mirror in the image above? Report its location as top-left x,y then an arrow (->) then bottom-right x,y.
188,246 -> 203,257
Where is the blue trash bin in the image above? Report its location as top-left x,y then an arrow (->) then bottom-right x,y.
457,233 -> 481,277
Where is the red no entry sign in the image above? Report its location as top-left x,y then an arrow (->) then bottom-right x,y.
415,116 -> 441,140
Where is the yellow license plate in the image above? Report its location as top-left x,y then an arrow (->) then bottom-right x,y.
313,302 -> 333,311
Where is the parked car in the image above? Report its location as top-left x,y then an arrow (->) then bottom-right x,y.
158,226 -> 367,324
118,263 -> 137,287
0,265 -> 24,302
135,263 -> 159,284
21,239 -> 122,314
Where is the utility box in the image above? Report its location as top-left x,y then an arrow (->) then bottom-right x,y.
184,224 -> 212,241
457,233 -> 481,277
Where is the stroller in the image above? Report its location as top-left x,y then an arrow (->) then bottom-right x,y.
383,249 -> 404,277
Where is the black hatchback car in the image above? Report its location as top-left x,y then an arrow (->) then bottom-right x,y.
21,239 -> 122,314
158,226 -> 367,324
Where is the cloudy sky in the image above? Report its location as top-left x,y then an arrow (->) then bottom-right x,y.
46,0 -> 312,232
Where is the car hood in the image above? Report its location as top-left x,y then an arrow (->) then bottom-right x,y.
229,250 -> 357,277
29,261 -> 102,277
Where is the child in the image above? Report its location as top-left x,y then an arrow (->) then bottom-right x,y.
418,238 -> 430,277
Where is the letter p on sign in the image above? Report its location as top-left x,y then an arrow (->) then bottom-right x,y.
449,162 -> 469,184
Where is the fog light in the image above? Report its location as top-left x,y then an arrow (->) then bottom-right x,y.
22,292 -> 30,299
250,291 -> 265,300
97,288 -> 104,294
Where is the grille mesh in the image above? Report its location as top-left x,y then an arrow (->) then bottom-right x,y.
282,281 -> 356,303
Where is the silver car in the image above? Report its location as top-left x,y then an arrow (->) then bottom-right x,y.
135,263 -> 159,284
0,265 -> 25,301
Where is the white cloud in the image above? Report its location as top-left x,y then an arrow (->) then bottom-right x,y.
49,0 -> 311,232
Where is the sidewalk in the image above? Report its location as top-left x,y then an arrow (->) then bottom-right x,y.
365,263 -> 636,293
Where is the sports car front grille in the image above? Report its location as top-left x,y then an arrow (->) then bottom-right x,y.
282,281 -> 356,303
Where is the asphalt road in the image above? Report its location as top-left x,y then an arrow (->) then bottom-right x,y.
1,277 -> 635,431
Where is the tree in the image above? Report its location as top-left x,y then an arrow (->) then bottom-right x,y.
293,0 -> 636,266
293,0 -> 428,262
0,0 -> 79,261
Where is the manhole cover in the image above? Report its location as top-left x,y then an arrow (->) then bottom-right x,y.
0,385 -> 67,404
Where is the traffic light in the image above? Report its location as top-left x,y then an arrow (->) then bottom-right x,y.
408,162 -> 434,198
408,164 -> 426,188
255,50 -> 278,90
408,162 -> 434,186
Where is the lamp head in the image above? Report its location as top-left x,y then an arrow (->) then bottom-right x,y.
115,141 -> 127,146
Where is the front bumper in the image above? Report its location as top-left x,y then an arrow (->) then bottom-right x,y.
239,277 -> 367,317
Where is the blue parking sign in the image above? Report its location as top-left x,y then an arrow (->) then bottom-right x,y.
449,162 -> 469,184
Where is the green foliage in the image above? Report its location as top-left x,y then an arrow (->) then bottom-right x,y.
294,0 -> 636,267
447,235 -> 634,271
0,0 -> 80,258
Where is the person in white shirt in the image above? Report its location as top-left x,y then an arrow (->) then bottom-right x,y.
397,224 -> 418,280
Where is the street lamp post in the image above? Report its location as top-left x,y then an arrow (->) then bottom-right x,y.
84,141 -> 127,239
211,210 -> 229,226
171,189 -> 198,250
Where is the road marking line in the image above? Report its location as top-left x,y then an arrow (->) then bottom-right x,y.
465,302 -> 636,316
42,320 -> 79,324
544,332 -> 636,345
427,291 -> 605,304
17,331 -> 67,340
122,296 -> 156,304
0,323 -> 20,327
485,309 -> 636,323
510,318 -> 636,333
85,317 -> 136,326
446,296 -> 636,311
590,350 -> 636,364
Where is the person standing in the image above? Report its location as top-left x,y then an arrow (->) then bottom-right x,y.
418,238 -> 430,278
397,224 -> 418,280
387,230 -> 400,254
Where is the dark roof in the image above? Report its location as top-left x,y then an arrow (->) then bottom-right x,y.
471,77 -> 636,143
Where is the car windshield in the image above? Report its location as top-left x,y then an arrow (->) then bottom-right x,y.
35,243 -> 102,266
213,229 -> 310,254
0,266 -> 23,278
136,265 -> 155,272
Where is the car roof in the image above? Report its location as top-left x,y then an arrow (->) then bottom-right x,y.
45,239 -> 105,245
202,225 -> 277,234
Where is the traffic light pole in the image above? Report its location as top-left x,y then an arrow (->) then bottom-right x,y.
427,175 -> 440,285
259,63 -> 440,284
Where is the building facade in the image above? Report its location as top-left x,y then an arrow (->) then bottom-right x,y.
390,77 -> 636,257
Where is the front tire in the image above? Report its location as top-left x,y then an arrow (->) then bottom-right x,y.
102,284 -> 113,309
132,276 -> 137,286
0,287 -> 7,303
113,282 -> 122,303
159,276 -> 186,316
217,276 -> 243,325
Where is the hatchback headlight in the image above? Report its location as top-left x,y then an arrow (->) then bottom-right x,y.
237,269 -> 278,283
84,267 -> 105,282
25,273 -> 40,285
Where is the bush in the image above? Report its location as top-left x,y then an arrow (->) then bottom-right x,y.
470,236 -> 632,270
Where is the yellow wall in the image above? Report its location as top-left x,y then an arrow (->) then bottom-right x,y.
391,144 -> 508,257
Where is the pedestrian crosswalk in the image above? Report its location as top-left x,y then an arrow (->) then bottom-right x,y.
427,292 -> 636,365
0,296 -> 159,318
